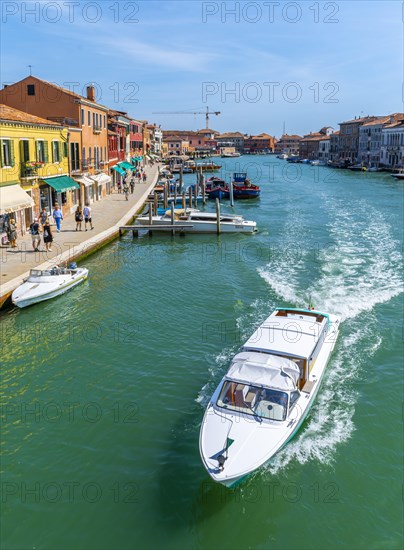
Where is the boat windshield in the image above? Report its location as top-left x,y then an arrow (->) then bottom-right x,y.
216,381 -> 288,421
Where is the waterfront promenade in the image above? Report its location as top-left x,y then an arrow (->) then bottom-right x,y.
0,163 -> 160,308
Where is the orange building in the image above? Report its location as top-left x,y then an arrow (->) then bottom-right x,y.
0,76 -> 111,206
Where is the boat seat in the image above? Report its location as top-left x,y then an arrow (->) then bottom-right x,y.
255,400 -> 284,421
233,388 -> 246,408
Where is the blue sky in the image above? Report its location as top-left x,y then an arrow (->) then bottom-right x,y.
1,0 -> 403,136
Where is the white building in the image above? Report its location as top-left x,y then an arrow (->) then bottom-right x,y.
359,114 -> 404,168
381,118 -> 404,169
318,137 -> 330,163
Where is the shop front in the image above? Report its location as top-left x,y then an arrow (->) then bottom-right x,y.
0,183 -> 35,238
90,173 -> 111,200
73,176 -> 95,206
40,176 -> 80,217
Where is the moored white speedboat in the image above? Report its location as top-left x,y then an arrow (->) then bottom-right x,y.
136,209 -> 257,233
12,264 -> 89,308
199,307 -> 340,487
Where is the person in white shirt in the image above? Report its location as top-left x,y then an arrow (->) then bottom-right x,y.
83,204 -> 94,231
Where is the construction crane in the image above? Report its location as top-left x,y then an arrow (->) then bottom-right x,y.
152,106 -> 220,130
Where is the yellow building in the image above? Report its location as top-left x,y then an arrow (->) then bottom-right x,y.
0,104 -> 79,235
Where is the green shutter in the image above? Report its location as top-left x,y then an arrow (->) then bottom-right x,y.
63,141 -> 68,157
59,142 -> 63,161
10,140 -> 15,167
0,140 -> 3,167
43,141 -> 49,163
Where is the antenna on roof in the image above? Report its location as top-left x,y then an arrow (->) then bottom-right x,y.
28,65 -> 33,75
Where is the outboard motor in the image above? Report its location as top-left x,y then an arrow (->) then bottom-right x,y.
69,262 -> 77,270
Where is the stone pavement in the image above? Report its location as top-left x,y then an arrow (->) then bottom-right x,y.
0,163 -> 160,307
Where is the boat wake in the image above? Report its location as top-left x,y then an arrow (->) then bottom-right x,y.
263,313 -> 382,474
197,197 -> 401,477
254,197 -> 402,472
258,198 -> 403,321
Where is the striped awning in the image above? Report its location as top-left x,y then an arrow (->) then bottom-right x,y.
73,175 -> 94,188
112,165 -> 126,176
90,173 -> 111,184
118,161 -> 136,171
0,184 -> 34,214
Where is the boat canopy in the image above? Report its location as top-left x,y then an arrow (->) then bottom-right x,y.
226,352 -> 300,391
242,315 -> 325,359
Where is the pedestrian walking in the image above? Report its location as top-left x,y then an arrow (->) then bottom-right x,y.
7,218 -> 17,248
142,172 -> 147,183
39,208 -> 47,227
53,204 -> 63,232
29,217 -> 41,251
123,183 -> 129,201
43,217 -> 53,252
75,207 -> 83,231
130,176 -> 135,194
83,204 -> 94,231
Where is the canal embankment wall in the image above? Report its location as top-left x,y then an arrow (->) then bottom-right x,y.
0,167 -> 159,310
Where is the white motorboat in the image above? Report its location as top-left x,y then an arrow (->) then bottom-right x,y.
199,307 -> 340,487
12,263 -> 88,308
136,209 -> 257,233
221,152 -> 241,158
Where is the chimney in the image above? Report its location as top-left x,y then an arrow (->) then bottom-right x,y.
86,85 -> 95,101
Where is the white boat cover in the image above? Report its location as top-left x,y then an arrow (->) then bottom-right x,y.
0,184 -> 34,214
226,352 -> 300,390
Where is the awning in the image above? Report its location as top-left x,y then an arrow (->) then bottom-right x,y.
118,161 -> 136,171
73,176 -> 94,188
112,165 -> 126,176
41,176 -> 80,192
132,156 -> 143,162
0,184 -> 34,214
90,173 -> 111,184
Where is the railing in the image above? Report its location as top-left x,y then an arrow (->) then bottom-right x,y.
93,125 -> 102,134
20,165 -> 38,178
47,116 -> 79,127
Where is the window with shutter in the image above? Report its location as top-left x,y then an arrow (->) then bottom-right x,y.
43,141 -> 49,163
20,140 -> 30,163
9,140 -> 15,167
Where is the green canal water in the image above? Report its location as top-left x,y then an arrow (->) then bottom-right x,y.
1,156 -> 403,549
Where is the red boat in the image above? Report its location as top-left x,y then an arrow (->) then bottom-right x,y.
232,173 -> 261,199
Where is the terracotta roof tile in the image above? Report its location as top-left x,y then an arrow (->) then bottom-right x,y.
0,104 -> 61,126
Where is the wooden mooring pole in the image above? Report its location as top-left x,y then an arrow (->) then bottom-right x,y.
229,180 -> 234,207
216,198 -> 221,235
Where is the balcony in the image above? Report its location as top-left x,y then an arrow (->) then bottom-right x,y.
20,162 -> 45,181
93,125 -> 102,134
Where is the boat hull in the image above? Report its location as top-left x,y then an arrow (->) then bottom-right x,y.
199,310 -> 340,487
12,269 -> 88,308
233,189 -> 260,199
136,217 -> 256,233
206,189 -> 230,200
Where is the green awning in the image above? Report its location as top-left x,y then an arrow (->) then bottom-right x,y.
41,176 -> 80,192
118,161 -> 136,171
112,165 -> 126,176
134,156 -> 143,161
